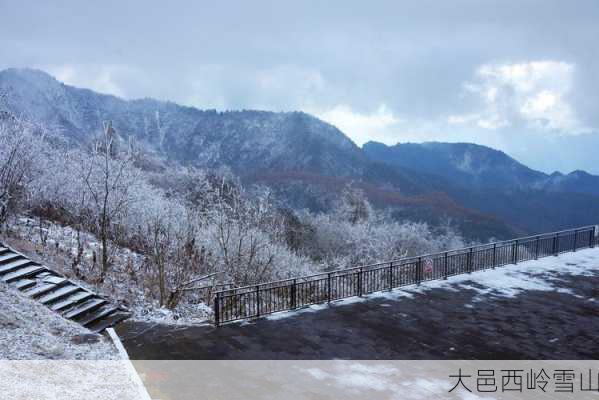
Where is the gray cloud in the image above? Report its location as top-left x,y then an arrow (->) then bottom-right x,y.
1,0 -> 598,173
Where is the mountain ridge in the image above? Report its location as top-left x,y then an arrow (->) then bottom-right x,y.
362,140 -> 599,196
2,67 -> 598,239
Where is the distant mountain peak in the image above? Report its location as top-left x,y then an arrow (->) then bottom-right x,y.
363,140 -> 546,190
568,170 -> 590,177
0,67 -> 60,86
363,141 -> 599,197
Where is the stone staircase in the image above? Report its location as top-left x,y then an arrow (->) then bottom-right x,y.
0,241 -> 130,333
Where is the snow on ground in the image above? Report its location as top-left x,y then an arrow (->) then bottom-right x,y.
0,282 -> 119,359
0,361 -> 148,400
266,246 -> 599,322
4,216 -> 212,325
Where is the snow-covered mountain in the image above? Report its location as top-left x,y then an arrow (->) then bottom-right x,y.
0,68 -> 442,193
363,141 -> 599,196
540,170 -> 599,197
363,141 -> 599,233
363,141 -> 545,190
2,68 -> 598,238
0,68 -> 361,175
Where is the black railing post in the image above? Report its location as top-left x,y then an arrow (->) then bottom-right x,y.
492,243 -> 496,269
214,292 -> 220,326
443,252 -> 448,279
554,233 -> 559,256
416,257 -> 422,284
389,262 -> 393,289
513,240 -> 519,264
591,226 -> 596,248
358,268 -> 363,296
327,273 -> 332,303
255,286 -> 261,317
468,248 -> 473,273
573,229 -> 578,252
535,236 -> 540,260
290,279 -> 297,309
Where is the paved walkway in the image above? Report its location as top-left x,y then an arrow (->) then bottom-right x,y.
118,248 -> 599,359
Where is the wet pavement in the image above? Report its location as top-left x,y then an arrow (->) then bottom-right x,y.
118,252 -> 599,360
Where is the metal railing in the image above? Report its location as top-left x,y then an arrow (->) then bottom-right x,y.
213,225 -> 598,325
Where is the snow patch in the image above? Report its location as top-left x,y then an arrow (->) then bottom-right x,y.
261,248 -> 599,322
0,282 -> 119,360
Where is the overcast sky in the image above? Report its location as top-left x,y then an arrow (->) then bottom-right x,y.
2,0 -> 599,173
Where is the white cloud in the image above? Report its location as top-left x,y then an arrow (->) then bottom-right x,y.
448,112 -> 509,130
316,104 -> 401,145
257,66 -> 325,97
182,65 -> 329,111
42,64 -> 137,98
453,60 -> 585,134
448,113 -> 478,125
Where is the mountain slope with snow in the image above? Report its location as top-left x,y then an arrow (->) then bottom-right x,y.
2,68 -> 598,238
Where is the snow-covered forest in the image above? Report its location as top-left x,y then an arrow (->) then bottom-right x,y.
0,100 -> 465,322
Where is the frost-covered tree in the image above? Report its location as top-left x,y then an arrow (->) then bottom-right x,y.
82,121 -> 139,281
297,204 -> 466,270
334,184 -> 372,224
0,105 -> 44,230
136,192 -> 212,308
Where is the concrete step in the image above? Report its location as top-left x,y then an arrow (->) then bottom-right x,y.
51,291 -> 94,312
14,278 -> 37,291
39,285 -> 82,305
0,253 -> 22,263
88,311 -> 131,334
64,298 -> 107,320
2,265 -> 47,283
24,279 -> 68,298
0,259 -> 34,275
79,305 -> 118,327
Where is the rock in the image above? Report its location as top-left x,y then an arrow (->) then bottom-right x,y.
0,313 -> 18,329
49,326 -> 65,336
71,333 -> 101,345
46,343 -> 65,358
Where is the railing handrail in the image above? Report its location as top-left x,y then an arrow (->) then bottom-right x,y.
217,225 -> 597,295
214,224 -> 598,325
